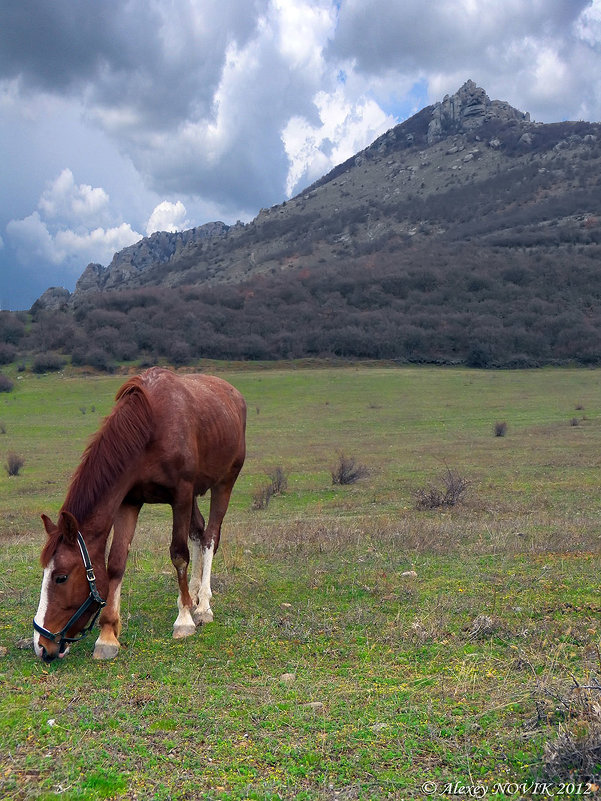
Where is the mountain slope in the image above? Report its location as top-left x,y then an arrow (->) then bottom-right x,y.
19,81 -> 601,367
59,79 -> 601,300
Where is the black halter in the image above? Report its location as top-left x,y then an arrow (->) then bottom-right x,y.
33,531 -> 106,650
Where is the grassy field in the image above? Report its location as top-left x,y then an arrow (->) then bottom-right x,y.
1,364 -> 601,799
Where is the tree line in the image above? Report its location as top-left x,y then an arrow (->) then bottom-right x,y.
2,237 -> 601,371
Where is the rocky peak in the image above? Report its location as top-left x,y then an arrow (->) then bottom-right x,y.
427,80 -> 530,144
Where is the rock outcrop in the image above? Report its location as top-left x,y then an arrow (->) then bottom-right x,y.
73,221 -> 229,296
427,80 -> 530,144
32,286 -> 71,311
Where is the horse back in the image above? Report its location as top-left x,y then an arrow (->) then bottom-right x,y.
138,368 -> 246,492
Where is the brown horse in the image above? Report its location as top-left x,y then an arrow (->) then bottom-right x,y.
33,367 -> 246,662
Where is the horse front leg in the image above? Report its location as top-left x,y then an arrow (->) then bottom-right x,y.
171,489 -> 197,639
191,482 -> 234,627
94,503 -> 140,660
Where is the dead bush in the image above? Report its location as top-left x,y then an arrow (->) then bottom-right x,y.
251,484 -> 274,510
5,451 -> 24,477
536,674 -> 601,782
251,466 -> 289,510
267,466 -> 288,495
331,453 -> 369,485
494,421 -> 508,437
414,467 -> 470,510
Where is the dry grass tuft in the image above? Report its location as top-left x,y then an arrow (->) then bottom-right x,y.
466,614 -> 500,640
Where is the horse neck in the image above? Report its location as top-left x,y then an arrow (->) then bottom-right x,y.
62,383 -> 151,548
63,471 -> 134,555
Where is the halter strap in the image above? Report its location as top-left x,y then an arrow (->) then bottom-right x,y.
33,531 -> 106,648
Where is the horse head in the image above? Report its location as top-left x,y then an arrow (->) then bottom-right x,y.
33,511 -> 107,662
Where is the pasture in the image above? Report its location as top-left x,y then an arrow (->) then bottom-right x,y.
1,364 -> 601,799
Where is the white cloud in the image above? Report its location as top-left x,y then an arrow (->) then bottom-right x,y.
146,201 -> 189,235
6,211 -> 58,263
38,168 -> 111,226
283,86 -> 395,196
54,223 -> 141,265
6,169 -> 141,272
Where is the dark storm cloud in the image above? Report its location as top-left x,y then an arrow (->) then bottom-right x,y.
327,0 -> 592,75
0,0 -> 265,128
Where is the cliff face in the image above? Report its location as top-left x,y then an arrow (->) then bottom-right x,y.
74,221 -> 229,295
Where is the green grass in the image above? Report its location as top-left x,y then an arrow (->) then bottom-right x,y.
1,364 -> 601,798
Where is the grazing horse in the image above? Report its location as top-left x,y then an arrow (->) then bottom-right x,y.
33,367 -> 246,662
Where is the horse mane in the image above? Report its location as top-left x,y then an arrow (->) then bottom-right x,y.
61,376 -> 153,528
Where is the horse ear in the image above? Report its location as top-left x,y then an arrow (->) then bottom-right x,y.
58,511 -> 80,544
41,514 -> 56,536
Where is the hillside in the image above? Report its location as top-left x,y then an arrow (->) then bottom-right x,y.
5,80 -> 601,368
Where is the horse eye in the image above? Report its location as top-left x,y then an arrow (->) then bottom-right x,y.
55,574 -> 68,585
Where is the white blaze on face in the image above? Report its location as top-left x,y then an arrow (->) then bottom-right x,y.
33,558 -> 54,659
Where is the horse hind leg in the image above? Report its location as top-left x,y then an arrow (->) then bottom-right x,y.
191,482 -> 234,626
188,499 -> 214,626
188,499 -> 205,609
171,491 -> 198,639
191,538 -> 215,626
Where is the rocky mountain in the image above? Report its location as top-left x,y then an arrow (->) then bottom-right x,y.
47,78 -> 598,304
21,81 -> 601,367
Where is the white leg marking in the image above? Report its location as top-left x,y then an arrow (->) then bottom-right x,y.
188,539 -> 202,604
33,559 -> 53,659
95,578 -> 123,645
194,542 -> 214,624
173,595 -> 196,638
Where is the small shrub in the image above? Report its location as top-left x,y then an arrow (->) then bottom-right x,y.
267,466 -> 288,495
570,417 -> 581,427
72,347 -> 112,372
0,421 -> 6,434
251,484 -> 274,510
415,467 -> 470,510
0,374 -> 14,393
5,452 -> 24,477
32,353 -> 66,373
251,466 -> 289,510
494,421 -> 507,437
0,344 -> 16,364
542,680 -> 601,783
544,721 -> 601,782
331,453 -> 370,485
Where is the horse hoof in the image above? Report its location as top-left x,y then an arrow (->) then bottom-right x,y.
193,608 -> 214,626
93,642 -> 119,660
173,623 -> 196,639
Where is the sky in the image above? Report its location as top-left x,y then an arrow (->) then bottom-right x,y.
2,0 -> 601,310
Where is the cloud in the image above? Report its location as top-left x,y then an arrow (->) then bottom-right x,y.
327,0 -> 598,122
0,0 -> 388,213
6,212 -> 57,264
38,168 -> 111,226
283,86 -> 395,195
146,201 -> 189,235
6,170 -> 141,271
